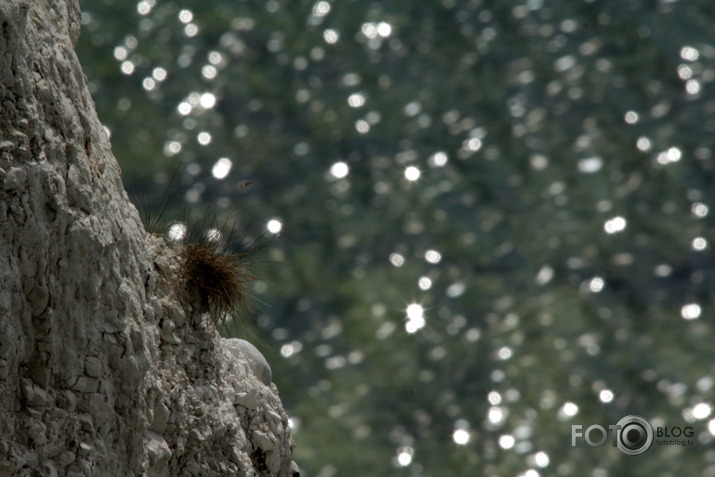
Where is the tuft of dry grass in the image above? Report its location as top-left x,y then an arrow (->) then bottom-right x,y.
129,166 -> 273,329
179,215 -> 273,329
181,240 -> 257,318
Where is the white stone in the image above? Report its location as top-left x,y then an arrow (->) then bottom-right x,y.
145,431 -> 172,471
222,338 -> 273,385
235,390 -> 261,410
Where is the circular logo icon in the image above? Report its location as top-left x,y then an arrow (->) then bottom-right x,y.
615,415 -> 653,456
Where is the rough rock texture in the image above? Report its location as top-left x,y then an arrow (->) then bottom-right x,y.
223,339 -> 273,386
0,1 -> 294,475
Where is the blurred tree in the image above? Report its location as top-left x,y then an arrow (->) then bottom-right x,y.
78,0 -> 715,475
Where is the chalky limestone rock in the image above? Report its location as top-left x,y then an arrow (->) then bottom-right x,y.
223,338 -> 273,386
0,1 -> 294,475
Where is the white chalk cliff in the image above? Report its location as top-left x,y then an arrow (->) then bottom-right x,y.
0,1 -> 295,475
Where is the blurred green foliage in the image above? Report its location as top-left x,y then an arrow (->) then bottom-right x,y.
78,1 -> 715,475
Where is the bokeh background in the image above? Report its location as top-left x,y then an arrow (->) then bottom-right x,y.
77,1 -> 715,475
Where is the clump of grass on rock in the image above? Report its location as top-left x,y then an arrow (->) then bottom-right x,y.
182,240 -> 255,317
176,214 -> 271,329
132,174 -> 271,330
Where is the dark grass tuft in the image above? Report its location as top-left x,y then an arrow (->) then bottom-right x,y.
180,211 -> 274,329
182,241 -> 255,317
128,165 -> 274,330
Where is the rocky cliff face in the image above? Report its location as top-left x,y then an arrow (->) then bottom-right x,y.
0,1 -> 295,475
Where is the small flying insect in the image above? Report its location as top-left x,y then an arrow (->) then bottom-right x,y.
239,180 -> 253,194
